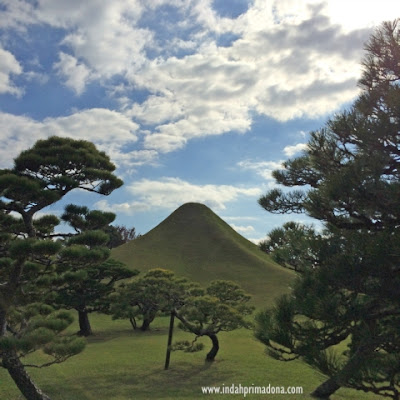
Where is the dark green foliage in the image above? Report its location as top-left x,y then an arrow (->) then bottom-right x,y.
111,268 -> 192,331
256,20 -> 400,399
56,205 -> 137,336
259,222 -> 321,272
13,136 -> 123,196
0,137 -> 123,399
112,268 -> 253,362
171,340 -> 204,353
105,225 -> 138,249
176,280 -> 254,361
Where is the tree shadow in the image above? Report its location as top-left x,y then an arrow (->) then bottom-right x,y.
54,359 -> 233,399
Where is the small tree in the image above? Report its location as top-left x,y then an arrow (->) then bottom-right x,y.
259,222 -> 321,272
0,136 -> 122,400
105,225 -> 138,249
175,280 -> 254,361
56,205 -> 137,336
111,269 -> 193,331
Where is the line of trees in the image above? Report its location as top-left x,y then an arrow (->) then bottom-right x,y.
255,20 -> 400,400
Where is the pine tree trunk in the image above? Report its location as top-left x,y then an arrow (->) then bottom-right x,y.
3,350 -> 51,400
311,342 -> 375,399
0,308 -> 7,336
129,317 -> 137,330
140,317 -> 151,331
206,333 -> 219,361
78,309 -> 93,336
311,377 -> 341,399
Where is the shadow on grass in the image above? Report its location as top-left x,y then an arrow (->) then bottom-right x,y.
85,325 -> 169,344
49,359 -> 232,399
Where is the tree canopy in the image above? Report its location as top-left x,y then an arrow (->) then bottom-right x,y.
55,205 -> 137,336
256,20 -> 400,399
110,268 -> 193,331
259,221 -> 321,272
175,280 -> 254,361
0,137 -> 123,400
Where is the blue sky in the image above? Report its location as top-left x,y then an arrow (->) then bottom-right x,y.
1,0 -> 400,242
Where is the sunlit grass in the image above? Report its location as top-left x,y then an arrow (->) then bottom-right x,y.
0,314 -> 378,399
0,205 -> 379,399
112,203 -> 295,307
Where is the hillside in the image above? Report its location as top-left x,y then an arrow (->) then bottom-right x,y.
112,202 -> 295,306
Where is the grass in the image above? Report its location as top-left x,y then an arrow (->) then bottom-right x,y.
0,314 -> 379,400
112,203 -> 295,307
0,204 -> 381,398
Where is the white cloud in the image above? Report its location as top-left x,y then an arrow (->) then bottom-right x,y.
37,0 -> 153,81
223,216 -> 258,222
238,160 -> 284,180
24,71 -> 49,85
0,47 -> 23,96
248,235 -> 269,245
283,143 -> 308,157
143,133 -> 188,153
0,113 -> 43,166
54,52 -> 92,95
43,108 -> 138,146
95,177 -> 262,214
3,0 -> 369,149
2,0 -> 399,154
230,223 -> 255,234
0,109 -> 139,168
123,1 -> 370,152
0,0 -> 37,30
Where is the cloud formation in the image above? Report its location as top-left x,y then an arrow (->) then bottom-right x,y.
283,143 -> 308,157
95,177 -> 262,214
238,160 -> 284,181
230,223 -> 255,234
1,0 -> 398,168
0,47 -> 23,96
54,52 -> 92,95
0,109 -> 139,167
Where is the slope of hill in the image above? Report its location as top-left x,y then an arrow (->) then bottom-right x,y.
112,202 -> 295,306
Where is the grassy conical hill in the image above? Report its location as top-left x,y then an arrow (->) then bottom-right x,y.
112,202 -> 295,307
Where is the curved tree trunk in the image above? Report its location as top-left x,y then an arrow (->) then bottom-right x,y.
3,350 -> 51,400
78,309 -> 93,336
311,342 -> 375,399
206,333 -> 219,362
311,377 -> 341,399
1,265 -> 51,400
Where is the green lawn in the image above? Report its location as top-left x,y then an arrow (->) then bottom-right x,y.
0,204 -> 381,399
0,313 -> 379,400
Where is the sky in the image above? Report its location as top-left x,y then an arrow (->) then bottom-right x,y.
1,0 -> 400,243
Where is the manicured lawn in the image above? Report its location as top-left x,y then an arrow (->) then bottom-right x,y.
0,313 -> 378,399
0,205 -> 380,399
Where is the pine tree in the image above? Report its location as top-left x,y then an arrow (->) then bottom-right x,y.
0,137 -> 123,400
259,222 -> 321,272
256,20 -> 400,399
55,205 -> 137,336
175,280 -> 254,362
111,269 -> 194,331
